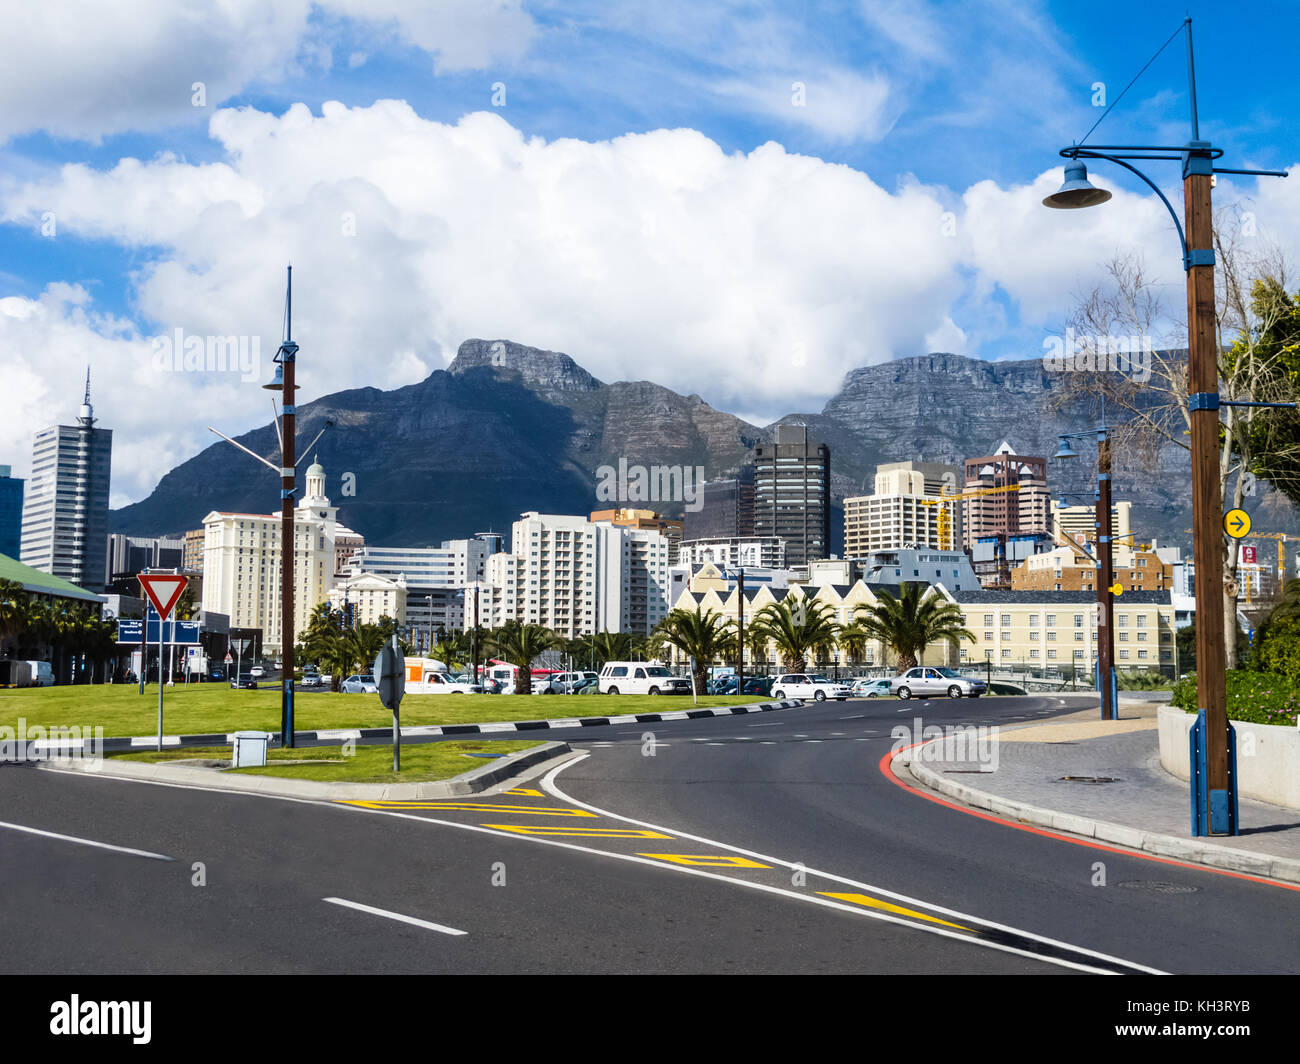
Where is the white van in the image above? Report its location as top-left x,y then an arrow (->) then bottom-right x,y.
598,662 -> 691,696
26,661 -> 54,687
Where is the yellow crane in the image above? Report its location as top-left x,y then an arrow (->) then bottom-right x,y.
920,484 -> 1020,552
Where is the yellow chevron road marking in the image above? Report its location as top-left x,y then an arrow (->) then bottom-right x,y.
818,892 -> 970,930
505,788 -> 545,796
637,854 -> 771,868
338,801 -> 595,816
483,825 -> 672,838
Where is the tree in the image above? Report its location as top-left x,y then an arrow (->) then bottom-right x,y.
0,579 -> 29,656
837,621 -> 870,668
300,603 -> 352,692
590,630 -> 632,666
486,622 -> 561,695
1055,233 -> 1298,670
749,599 -> 840,672
853,583 -> 974,674
655,609 -> 733,693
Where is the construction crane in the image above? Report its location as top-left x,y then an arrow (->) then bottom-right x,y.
1184,529 -> 1289,604
920,484 -> 1020,552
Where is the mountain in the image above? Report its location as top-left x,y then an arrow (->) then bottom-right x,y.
111,340 -> 1299,550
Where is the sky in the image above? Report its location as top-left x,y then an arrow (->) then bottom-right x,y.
2,0 -> 1298,508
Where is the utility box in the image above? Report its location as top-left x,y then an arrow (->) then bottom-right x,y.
232,731 -> 271,767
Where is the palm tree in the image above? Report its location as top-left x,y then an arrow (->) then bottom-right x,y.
590,630 -> 632,666
656,608 -> 733,692
838,621 -> 870,669
0,579 -> 29,657
749,598 -> 840,672
854,582 -> 975,674
486,622 -> 562,694
300,603 -> 352,692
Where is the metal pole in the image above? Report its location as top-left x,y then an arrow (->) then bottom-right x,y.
471,584 -> 479,688
737,567 -> 744,695
1185,139 -> 1231,831
280,266 -> 297,748
156,607 -> 164,751
1097,433 -> 1117,719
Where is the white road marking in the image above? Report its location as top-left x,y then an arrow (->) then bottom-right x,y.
840,714 -> 866,720
538,756 -> 1165,977
323,897 -> 467,936
0,818 -> 173,861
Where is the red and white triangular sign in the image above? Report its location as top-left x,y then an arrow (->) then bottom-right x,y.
138,573 -> 189,620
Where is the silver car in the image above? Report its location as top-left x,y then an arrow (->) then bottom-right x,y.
341,674 -> 378,694
890,667 -> 986,699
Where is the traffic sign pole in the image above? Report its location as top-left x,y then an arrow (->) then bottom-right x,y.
137,572 -> 189,754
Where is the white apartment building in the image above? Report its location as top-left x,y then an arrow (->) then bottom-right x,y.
844,462 -> 961,555
201,461 -> 359,655
678,536 -> 786,569
328,569 -> 407,628
469,512 -> 670,638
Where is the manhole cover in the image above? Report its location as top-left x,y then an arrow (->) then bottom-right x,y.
1117,881 -> 1200,894
1058,775 -> 1121,783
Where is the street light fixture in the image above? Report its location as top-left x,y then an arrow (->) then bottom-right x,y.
1040,17 -> 1289,835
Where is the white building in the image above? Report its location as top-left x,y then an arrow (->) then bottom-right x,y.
200,460 -> 359,655
678,536 -> 786,569
328,569 -> 407,628
844,462 -> 961,555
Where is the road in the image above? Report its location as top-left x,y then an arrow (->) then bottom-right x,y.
2,693 -> 1297,974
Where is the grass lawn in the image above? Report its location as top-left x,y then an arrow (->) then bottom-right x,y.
108,739 -> 544,784
0,684 -> 759,738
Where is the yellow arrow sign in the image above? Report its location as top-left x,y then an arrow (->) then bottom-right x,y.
1109,582 -> 1124,596
1224,509 -> 1252,538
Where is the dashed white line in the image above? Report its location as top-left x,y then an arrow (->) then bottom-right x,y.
323,897 -> 467,936
0,818 -> 174,861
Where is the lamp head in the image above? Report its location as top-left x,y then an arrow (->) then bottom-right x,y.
1043,160 -> 1112,210
1052,437 -> 1078,460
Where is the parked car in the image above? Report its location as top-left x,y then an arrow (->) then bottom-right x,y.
598,662 -> 691,695
717,675 -> 771,697
249,665 -> 266,678
341,674 -> 378,694
572,676 -> 599,694
769,674 -> 852,701
538,671 -> 599,694
851,677 -> 893,698
300,670 -> 322,687
890,667 -> 987,700
412,671 -> 482,694
230,677 -> 258,690
478,677 -> 504,694
210,668 -> 224,682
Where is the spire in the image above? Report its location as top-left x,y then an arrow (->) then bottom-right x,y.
77,365 -> 96,427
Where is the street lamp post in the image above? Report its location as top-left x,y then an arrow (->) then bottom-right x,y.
1041,17 -> 1289,834
1053,427 -> 1119,720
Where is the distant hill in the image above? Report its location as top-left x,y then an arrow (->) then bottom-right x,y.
111,340 -> 1299,551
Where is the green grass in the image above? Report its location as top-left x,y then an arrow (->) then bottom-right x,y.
0,684 -> 757,738
108,739 -> 543,784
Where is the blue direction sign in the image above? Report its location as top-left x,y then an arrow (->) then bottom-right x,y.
116,619 -> 201,645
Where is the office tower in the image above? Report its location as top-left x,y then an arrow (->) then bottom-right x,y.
753,424 -> 830,568
0,465 -> 23,559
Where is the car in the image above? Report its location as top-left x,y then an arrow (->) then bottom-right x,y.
249,665 -> 266,678
412,671 -> 482,694
538,671 -> 599,694
300,670 -> 322,687
598,662 -> 692,695
572,676 -> 599,694
769,673 -> 852,701
717,675 -> 771,696
210,668 -> 224,682
851,677 -> 893,698
341,674 -> 378,693
890,667 -> 987,700
478,677 -> 504,694
230,677 -> 258,689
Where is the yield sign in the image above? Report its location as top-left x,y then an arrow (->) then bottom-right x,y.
138,573 -> 189,620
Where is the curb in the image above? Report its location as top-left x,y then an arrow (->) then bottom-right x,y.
892,746 -> 1300,886
17,699 -> 806,755
38,740 -> 575,801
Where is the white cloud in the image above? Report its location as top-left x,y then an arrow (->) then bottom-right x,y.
4,103 -> 1298,509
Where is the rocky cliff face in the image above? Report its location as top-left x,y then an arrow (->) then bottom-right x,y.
111,341 -> 1297,550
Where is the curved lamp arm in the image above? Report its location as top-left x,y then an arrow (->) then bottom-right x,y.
1061,147 -> 1189,268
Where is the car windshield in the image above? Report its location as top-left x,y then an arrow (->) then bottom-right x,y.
360,675 -> 375,683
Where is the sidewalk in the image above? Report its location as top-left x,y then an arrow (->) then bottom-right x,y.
896,700 -> 1300,885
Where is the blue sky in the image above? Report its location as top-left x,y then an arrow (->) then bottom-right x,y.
2,0 -> 1297,503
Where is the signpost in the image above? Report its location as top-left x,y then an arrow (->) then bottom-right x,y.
137,573 -> 189,752
375,636 -> 406,772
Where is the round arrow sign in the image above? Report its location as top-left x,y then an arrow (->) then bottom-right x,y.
1223,508 -> 1252,539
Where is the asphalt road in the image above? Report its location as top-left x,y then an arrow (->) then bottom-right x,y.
3,693 -> 1297,974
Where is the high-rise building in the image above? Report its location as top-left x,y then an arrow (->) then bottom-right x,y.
962,441 -> 1050,550
1051,499 -> 1134,561
20,370 -> 113,589
0,466 -> 23,560
753,425 -> 830,568
200,460 -> 361,655
591,508 -> 684,564
106,534 -> 185,586
182,528 -> 206,573
683,467 -> 755,541
843,460 -> 962,555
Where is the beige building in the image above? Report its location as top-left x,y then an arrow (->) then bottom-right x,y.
1013,542 -> 1172,594
183,528 -> 205,573
201,460 -> 360,654
844,461 -> 961,555
328,569 -> 407,627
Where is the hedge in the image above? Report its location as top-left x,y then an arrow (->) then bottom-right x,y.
1172,669 -> 1300,727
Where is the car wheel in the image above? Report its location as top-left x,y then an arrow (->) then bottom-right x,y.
648,687 -> 659,696
773,690 -> 785,700
948,685 -> 962,699
814,690 -> 826,702
608,686 -> 619,695
867,693 -> 877,698
898,686 -> 912,699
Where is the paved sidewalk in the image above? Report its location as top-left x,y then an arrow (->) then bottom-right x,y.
897,700 -> 1300,884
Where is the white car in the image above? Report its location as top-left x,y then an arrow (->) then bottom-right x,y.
411,671 -> 482,695
890,667 -> 987,699
851,677 -> 893,698
249,665 -> 265,678
598,662 -> 692,695
341,674 -> 378,693
769,674 -> 852,702
537,671 -> 598,694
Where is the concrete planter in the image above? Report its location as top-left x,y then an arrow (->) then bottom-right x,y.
1158,705 -> 1300,811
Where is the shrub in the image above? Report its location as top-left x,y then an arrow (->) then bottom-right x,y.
1255,617 -> 1300,677
1118,671 -> 1173,691
1175,669 -> 1300,727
